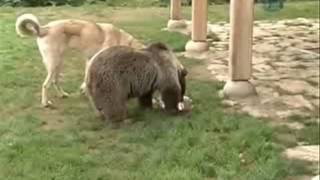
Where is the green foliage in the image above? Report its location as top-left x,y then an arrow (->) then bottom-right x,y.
0,0 -> 170,7
0,0 -> 317,7
0,0 -> 85,6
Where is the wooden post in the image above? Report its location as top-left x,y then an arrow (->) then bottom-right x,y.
170,0 -> 182,20
222,0 -> 257,98
191,0 -> 208,41
185,0 -> 208,53
229,0 -> 254,80
167,0 -> 186,29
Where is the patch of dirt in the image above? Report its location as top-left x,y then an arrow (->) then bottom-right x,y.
284,145 -> 320,163
37,108 -> 67,131
286,175 -> 313,180
305,47 -> 320,54
41,118 -> 65,131
188,60 -> 215,81
178,53 -> 217,81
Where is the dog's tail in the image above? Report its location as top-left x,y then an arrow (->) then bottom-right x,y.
15,13 -> 46,37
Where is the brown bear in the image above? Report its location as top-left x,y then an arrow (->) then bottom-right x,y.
86,42 -> 188,123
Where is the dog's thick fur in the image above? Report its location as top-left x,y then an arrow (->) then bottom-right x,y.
86,43 -> 188,123
16,13 -> 144,107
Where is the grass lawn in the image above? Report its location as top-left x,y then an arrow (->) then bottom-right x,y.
0,2 -> 319,180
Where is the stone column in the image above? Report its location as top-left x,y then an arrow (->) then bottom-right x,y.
185,0 -> 209,53
167,0 -> 186,29
222,0 -> 257,98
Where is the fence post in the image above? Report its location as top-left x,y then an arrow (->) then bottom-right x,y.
167,0 -> 186,29
185,0 -> 209,53
222,0 -> 257,98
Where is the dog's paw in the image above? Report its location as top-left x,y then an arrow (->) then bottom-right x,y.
42,100 -> 53,108
79,83 -> 87,95
80,89 -> 86,95
183,96 -> 192,103
123,118 -> 134,125
60,92 -> 70,98
152,97 -> 165,109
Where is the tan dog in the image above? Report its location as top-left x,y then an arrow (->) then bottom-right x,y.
15,13 -> 144,107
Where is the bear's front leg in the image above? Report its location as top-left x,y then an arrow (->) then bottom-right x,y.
139,91 -> 153,109
102,97 -> 128,124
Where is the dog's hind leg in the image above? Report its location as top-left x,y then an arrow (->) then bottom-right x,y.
42,70 -> 55,107
38,40 -> 62,107
53,62 -> 69,98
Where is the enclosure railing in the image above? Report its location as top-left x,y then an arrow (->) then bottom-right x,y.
168,0 -> 257,99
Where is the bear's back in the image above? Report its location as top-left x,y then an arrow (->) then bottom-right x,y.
90,46 -> 159,98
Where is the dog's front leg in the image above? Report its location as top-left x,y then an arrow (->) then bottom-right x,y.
80,59 -> 91,94
80,82 -> 86,94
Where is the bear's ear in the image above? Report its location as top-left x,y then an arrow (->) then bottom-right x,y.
181,68 -> 188,77
148,42 -> 169,51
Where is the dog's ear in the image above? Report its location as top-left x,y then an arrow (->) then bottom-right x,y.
147,42 -> 169,51
181,68 -> 188,77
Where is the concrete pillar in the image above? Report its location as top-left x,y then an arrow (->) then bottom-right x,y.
167,0 -> 186,29
185,0 -> 209,53
222,0 -> 257,98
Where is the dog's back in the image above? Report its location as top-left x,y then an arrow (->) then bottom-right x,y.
98,23 -> 145,50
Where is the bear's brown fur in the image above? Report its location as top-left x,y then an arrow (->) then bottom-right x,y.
86,42 -> 187,122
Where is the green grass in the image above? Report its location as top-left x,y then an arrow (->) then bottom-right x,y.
297,122 -> 320,145
0,81 -> 290,180
0,2 -> 319,180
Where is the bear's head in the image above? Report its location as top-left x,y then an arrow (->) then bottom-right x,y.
146,42 -> 188,113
